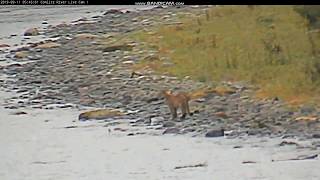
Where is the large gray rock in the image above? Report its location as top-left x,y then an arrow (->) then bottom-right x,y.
205,128 -> 224,138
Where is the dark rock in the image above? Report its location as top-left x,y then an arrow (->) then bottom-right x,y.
64,125 -> 78,129
247,129 -> 262,136
155,127 -> 165,130
146,97 -> 160,103
279,140 -> 299,146
11,111 -> 27,115
92,15 -> 102,19
205,128 -> 224,137
5,106 -> 18,109
273,97 -> 279,101
163,127 -> 180,134
163,121 -> 176,127
242,161 -> 257,164
193,110 -> 200,114
0,44 -> 10,48
114,127 -> 128,132
312,134 -> 320,139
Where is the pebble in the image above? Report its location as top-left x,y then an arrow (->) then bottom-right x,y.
150,116 -> 165,126
163,127 -> 180,134
163,121 -> 176,127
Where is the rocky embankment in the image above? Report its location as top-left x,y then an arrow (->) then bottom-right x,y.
0,6 -> 320,139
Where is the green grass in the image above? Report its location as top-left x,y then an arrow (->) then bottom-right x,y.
130,5 -> 320,106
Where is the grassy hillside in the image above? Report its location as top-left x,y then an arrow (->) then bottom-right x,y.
131,5 -> 320,106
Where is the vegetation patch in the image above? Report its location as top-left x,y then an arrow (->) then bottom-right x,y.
129,6 -> 320,106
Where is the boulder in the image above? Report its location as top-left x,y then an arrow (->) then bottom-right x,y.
205,128 -> 224,137
79,108 -> 124,121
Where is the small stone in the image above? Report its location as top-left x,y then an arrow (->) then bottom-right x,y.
24,28 -> 39,36
312,134 -> 320,139
240,96 -> 249,100
114,127 -> 127,132
143,118 -> 152,124
14,51 -> 28,58
163,127 -> 180,134
0,44 -> 10,48
279,140 -> 299,146
242,161 -> 257,164
163,121 -> 176,127
92,15 -> 102,18
214,111 -> 228,118
11,111 -> 27,115
205,128 -> 224,137
247,129 -> 261,136
27,55 -> 41,60
150,116 -> 164,126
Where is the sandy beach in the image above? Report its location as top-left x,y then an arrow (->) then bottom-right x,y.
1,89 -> 319,180
0,5 -> 320,180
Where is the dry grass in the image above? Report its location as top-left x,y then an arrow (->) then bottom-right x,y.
129,5 -> 320,106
